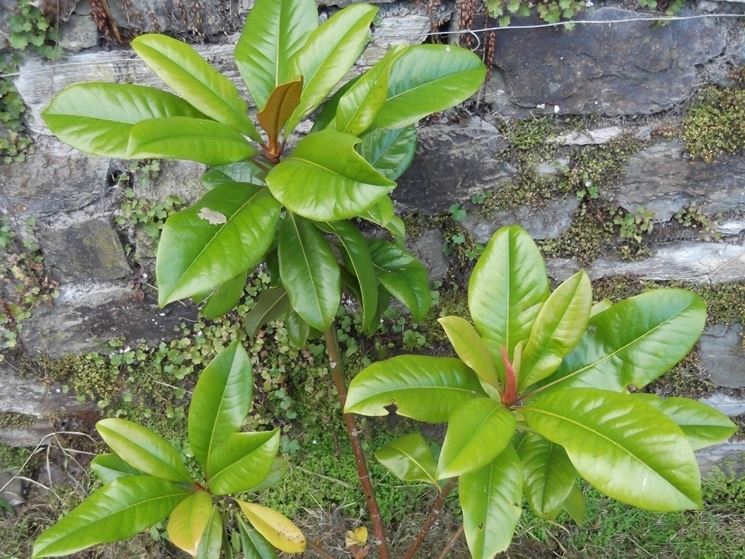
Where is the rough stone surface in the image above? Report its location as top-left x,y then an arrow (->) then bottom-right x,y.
492,8 -> 727,115
38,218 -> 131,283
617,141 -> 745,220
395,119 -> 514,213
701,393 -> 745,418
0,136 -> 109,216
700,324 -> 745,389
0,473 -> 24,506
696,442 -> 745,475
57,10 -> 98,52
107,0 -> 244,36
133,159 -> 206,203
552,126 -> 624,146
464,197 -> 579,243
410,229 -> 448,282
548,242 -> 745,283
19,298 -> 198,359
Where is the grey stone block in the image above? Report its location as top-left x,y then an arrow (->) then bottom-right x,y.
700,324 -> 745,389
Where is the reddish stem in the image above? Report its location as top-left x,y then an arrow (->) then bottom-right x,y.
324,328 -> 391,559
500,347 -> 518,406
402,479 -> 456,559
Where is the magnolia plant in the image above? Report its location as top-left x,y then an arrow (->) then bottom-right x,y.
40,0 -> 486,554
32,342 -> 304,558
345,225 -> 737,559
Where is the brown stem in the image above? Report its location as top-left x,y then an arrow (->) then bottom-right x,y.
324,328 -> 391,559
402,479 -> 456,559
435,525 -> 465,559
307,539 -> 336,559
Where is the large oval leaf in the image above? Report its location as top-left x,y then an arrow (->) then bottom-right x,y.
157,183 -> 280,306
359,126 -> 417,181
201,270 -> 248,320
516,432 -> 576,520
96,419 -> 190,482
360,196 -> 406,240
634,394 -> 737,451
278,213 -> 341,332
267,129 -> 394,221
237,501 -> 306,554
32,476 -> 191,558
90,453 -> 141,484
345,355 -> 485,422
128,117 -> 256,165
318,221 -> 378,333
522,388 -> 702,511
287,4 -> 378,130
437,398 -> 515,479
372,44 -> 487,129
188,341 -> 253,471
368,239 -> 431,321
519,271 -> 592,391
41,83 -> 203,158
132,34 -> 258,137
207,430 -> 280,496
235,0 -> 317,110
469,225 -> 549,366
535,289 -> 706,395
167,491 -> 213,556
196,506 -> 223,559
238,517 -> 278,559
244,287 -> 290,339
459,446 -> 522,559
374,432 -> 438,485
438,316 -> 501,390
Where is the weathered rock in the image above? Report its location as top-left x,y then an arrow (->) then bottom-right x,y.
410,229 -> 448,282
492,7 -> 727,115
701,393 -> 745,418
57,6 -> 98,52
617,141 -> 745,220
38,218 -> 131,283
535,157 -> 570,177
696,442 -> 745,475
547,242 -> 745,283
133,159 -> 206,203
552,126 -> 624,146
0,473 -> 24,506
463,197 -> 579,243
0,136 -> 109,216
107,0 -> 244,36
717,219 -> 745,237
700,324 -> 745,389
395,119 -> 515,213
19,297 -> 197,359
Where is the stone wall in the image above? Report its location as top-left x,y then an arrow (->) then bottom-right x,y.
1,0 -> 744,472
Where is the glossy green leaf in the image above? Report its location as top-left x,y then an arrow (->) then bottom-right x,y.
519,271 -> 592,391
132,34 -> 258,138
238,517 -> 278,559
207,430 -> 280,495
90,453 -> 141,483
635,395 -> 737,451
286,310 -> 310,348
563,483 -> 586,524
517,433 -> 576,520
267,129 -> 395,221
469,225 -> 549,366
368,239 -> 431,321
235,0 -> 317,110
359,126 -> 417,181
459,446 -> 522,559
202,162 -> 266,189
42,83 -> 203,158
372,44 -> 487,129
345,355 -> 485,422
310,75 -> 360,132
195,506 -> 223,559
188,341 -> 253,471
374,432 -> 438,485
237,501 -> 306,553
201,271 -> 247,319
244,287 -> 290,338
287,4 -> 378,130
32,476 -> 190,558
590,299 -> 612,317
128,117 -> 256,166
167,491 -> 213,556
438,316 -> 500,389
96,419 -> 190,482
335,46 -> 404,136
522,388 -> 702,511
438,398 -> 515,479
257,78 -> 303,145
318,220 -> 378,332
536,289 -> 706,395
359,196 -> 406,240
278,213 -> 341,331
157,183 -> 280,306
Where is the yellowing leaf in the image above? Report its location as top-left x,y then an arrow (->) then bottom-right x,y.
345,526 -> 368,548
167,492 -> 213,556
237,500 -> 306,553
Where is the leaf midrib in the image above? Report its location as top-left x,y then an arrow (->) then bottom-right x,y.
386,443 -> 437,486
288,214 -> 325,323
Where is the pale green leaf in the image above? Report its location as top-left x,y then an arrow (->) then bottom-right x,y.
207,431 -> 280,496
374,432 -> 438,485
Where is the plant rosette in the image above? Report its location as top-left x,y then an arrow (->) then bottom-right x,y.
345,225 -> 737,559
32,342 -> 304,558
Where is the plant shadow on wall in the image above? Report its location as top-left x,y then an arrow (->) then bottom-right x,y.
34,0 -> 485,557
